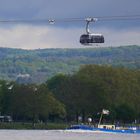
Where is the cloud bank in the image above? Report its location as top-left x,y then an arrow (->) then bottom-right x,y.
0,25 -> 139,49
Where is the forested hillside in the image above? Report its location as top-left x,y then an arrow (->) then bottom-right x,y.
0,45 -> 139,83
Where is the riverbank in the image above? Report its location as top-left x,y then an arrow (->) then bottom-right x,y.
0,122 -> 69,130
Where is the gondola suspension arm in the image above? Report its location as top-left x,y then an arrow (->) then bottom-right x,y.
85,18 -> 98,34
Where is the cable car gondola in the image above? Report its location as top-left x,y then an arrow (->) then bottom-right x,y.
80,18 -> 104,45
80,33 -> 104,45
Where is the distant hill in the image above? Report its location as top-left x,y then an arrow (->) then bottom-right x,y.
0,45 -> 139,83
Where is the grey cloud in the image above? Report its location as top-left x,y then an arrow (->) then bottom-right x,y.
34,0 -> 140,19
0,0 -> 139,49
0,0 -> 139,19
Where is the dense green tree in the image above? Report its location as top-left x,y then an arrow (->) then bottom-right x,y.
47,64 -> 140,123
115,104 -> 137,123
0,64 -> 140,124
0,83 -> 66,123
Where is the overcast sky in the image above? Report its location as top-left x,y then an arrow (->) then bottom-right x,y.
0,0 -> 140,49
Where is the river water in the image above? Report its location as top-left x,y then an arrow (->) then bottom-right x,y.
0,130 -> 139,140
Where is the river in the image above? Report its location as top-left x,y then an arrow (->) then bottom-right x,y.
0,130 -> 139,140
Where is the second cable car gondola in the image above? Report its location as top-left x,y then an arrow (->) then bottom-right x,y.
80,18 -> 105,45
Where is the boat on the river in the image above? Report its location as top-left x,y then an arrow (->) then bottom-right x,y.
67,109 -> 140,134
67,124 -> 140,134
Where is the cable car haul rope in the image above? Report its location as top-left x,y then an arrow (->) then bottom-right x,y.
0,14 -> 140,23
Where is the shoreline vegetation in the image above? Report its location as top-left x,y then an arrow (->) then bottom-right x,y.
0,65 -> 140,128
0,65 -> 140,129
0,122 -> 69,130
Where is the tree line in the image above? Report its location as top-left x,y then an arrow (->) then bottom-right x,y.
0,64 -> 140,125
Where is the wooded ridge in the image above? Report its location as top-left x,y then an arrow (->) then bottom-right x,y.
0,45 -> 139,83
